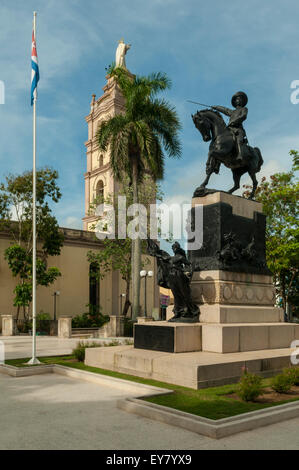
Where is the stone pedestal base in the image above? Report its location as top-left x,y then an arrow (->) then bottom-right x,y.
192,270 -> 276,305
134,321 -> 202,353
85,345 -> 298,389
166,304 -> 283,324
137,317 -> 154,323
1,315 -> 14,336
202,323 -> 299,353
134,320 -> 298,354
58,316 -> 72,338
187,270 -> 283,324
199,304 -> 284,323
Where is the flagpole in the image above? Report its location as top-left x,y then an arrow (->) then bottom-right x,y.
28,11 -> 40,365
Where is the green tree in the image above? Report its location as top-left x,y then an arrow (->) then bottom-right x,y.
87,238 -> 133,316
0,167 -> 64,320
87,178 -> 161,316
243,150 -> 299,312
96,67 -> 181,319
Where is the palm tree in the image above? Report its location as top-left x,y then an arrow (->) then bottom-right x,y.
97,67 -> 181,319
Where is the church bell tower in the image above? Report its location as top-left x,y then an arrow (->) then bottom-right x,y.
82,75 -> 125,231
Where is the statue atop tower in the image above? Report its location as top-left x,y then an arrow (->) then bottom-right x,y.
115,39 -> 131,69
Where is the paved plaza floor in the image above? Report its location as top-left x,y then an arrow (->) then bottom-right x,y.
0,372 -> 299,450
0,335 -> 129,360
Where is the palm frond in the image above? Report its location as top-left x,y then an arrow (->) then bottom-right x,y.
96,115 -> 128,151
137,72 -> 171,96
96,69 -> 181,186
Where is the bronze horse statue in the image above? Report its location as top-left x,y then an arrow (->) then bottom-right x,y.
192,109 -> 263,199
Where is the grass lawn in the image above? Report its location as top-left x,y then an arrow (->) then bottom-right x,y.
5,355 -> 299,420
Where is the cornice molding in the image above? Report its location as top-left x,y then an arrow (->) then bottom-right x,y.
89,163 -> 110,177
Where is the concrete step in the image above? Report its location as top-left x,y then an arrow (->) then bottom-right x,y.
85,344 -> 299,389
71,334 -> 94,339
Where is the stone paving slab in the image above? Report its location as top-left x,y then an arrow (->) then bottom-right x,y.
0,366 -> 299,449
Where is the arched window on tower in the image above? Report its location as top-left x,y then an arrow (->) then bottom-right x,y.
89,262 -> 100,314
96,180 -> 104,201
99,154 -> 104,167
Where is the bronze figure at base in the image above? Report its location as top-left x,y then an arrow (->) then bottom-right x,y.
147,239 -> 199,323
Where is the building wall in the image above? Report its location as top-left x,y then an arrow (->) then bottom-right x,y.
0,229 -> 159,323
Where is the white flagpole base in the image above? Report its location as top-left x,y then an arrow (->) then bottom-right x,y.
27,357 -> 41,365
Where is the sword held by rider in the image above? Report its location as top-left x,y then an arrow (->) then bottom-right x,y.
187,91 -> 249,163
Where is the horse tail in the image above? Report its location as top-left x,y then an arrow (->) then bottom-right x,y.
254,147 -> 263,172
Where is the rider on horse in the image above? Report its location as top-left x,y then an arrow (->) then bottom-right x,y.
212,91 -> 248,163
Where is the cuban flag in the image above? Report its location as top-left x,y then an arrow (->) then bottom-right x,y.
31,30 -> 39,105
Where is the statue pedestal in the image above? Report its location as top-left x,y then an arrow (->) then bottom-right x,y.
85,342 -> 299,389
187,192 -> 284,327
137,316 -> 154,323
191,270 -> 283,324
189,191 -> 269,274
134,321 -> 202,353
84,193 -> 298,388
133,320 -> 298,354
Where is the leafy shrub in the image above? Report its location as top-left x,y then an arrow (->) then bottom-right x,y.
72,342 -> 86,362
124,338 -> 134,345
104,340 -> 121,347
18,311 -> 52,334
36,312 -> 51,331
283,367 -> 299,386
36,312 -> 51,321
16,319 -> 32,334
72,341 -> 101,362
72,308 -> 109,329
237,371 -> 264,402
72,339 -> 123,361
72,313 -> 92,328
271,373 -> 292,393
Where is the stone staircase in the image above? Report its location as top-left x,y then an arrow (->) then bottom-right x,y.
71,328 -> 101,339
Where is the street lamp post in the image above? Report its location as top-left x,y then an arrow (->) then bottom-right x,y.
120,293 -> 125,315
140,270 -> 153,317
53,291 -> 60,321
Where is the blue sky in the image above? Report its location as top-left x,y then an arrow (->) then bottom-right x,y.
0,0 -> 299,232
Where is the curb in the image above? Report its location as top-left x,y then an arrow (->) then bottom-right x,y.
0,363 -> 169,396
117,397 -> 299,439
0,363 -> 54,377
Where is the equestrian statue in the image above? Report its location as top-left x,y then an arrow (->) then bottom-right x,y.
190,91 -> 263,199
